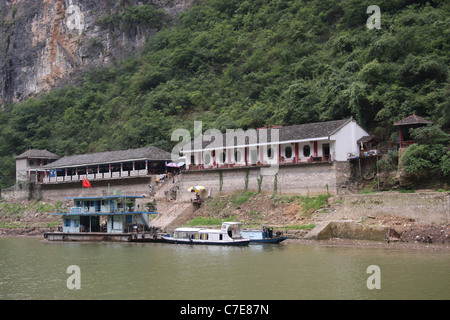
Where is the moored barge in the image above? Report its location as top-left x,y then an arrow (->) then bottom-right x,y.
44,195 -> 163,242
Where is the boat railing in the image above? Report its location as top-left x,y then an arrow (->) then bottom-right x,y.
68,206 -> 143,215
70,207 -> 82,214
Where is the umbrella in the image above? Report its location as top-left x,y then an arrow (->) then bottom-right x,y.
187,186 -> 206,192
165,162 -> 178,167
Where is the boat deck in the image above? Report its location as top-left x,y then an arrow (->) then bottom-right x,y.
44,232 -> 167,242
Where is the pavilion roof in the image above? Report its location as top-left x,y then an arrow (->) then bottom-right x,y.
15,149 -> 60,160
394,114 -> 432,126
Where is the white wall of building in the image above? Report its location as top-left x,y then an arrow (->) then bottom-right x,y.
331,120 -> 369,161
16,159 -> 29,182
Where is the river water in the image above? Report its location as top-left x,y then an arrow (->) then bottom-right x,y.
0,238 -> 448,300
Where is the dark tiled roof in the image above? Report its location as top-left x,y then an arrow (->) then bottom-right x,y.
185,119 -> 352,150
357,135 -> 379,144
278,119 -> 351,141
15,149 -> 60,160
394,114 -> 432,126
42,147 -> 172,168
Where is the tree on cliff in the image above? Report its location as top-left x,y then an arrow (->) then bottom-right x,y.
0,0 -> 449,188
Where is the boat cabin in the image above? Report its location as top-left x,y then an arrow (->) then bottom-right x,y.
241,225 -> 288,243
221,222 -> 245,239
55,195 -> 157,234
170,222 -> 246,243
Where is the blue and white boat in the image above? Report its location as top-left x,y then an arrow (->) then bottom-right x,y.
44,194 -> 159,242
162,222 -> 250,246
241,225 -> 288,244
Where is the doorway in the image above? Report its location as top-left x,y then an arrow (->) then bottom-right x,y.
322,144 -> 330,161
80,216 -> 100,232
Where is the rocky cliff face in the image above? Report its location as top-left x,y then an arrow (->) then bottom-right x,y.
0,0 -> 194,104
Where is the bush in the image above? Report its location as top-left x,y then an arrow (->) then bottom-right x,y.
231,191 -> 257,207
300,194 -> 331,215
401,125 -> 450,176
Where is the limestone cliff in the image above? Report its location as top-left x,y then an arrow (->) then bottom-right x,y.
0,0 -> 194,104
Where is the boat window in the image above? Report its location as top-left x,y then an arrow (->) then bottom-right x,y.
219,234 -> 222,241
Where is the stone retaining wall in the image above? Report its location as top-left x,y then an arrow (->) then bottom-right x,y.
179,162 -> 350,199
38,177 -> 154,200
317,221 -> 389,241
331,192 -> 449,224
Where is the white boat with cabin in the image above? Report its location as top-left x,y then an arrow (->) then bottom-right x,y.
162,222 -> 250,246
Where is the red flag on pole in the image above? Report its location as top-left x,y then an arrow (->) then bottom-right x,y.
82,177 -> 91,188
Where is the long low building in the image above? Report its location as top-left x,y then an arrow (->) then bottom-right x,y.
6,146 -> 175,200
181,118 -> 374,170
175,118 -> 380,197
37,147 -> 173,184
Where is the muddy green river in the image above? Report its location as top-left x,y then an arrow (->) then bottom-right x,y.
0,238 -> 448,300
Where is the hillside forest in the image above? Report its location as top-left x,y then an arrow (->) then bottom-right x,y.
0,0 -> 449,188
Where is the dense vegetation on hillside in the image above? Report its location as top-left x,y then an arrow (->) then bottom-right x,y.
0,0 -> 449,188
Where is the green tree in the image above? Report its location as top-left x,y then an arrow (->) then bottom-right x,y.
401,125 -> 450,176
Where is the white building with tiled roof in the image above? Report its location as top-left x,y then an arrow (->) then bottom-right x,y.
182,118 -> 372,171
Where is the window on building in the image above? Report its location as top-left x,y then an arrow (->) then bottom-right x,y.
267,148 -> 273,158
220,152 -> 226,163
303,145 -> 311,157
204,153 -> 211,165
285,146 -> 292,159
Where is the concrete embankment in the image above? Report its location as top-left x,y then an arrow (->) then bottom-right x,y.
304,192 -> 449,242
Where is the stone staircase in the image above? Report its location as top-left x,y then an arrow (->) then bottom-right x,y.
150,201 -> 193,230
149,175 -> 196,230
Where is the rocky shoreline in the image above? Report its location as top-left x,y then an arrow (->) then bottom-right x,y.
2,225 -> 449,251
1,192 -> 448,251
